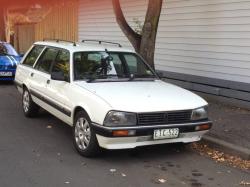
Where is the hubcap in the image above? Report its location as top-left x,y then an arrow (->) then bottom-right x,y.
23,91 -> 30,113
75,117 -> 91,150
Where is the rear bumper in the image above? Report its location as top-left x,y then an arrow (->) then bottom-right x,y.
92,121 -> 212,149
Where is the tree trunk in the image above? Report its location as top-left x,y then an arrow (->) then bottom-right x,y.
139,0 -> 162,69
112,0 -> 163,69
112,0 -> 141,52
0,7 -> 6,41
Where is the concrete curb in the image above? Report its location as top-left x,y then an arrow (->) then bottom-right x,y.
202,135 -> 250,160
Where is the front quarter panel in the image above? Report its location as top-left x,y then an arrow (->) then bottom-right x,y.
68,83 -> 112,125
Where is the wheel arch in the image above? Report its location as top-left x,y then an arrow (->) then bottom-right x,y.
22,84 -> 28,90
73,106 -> 92,124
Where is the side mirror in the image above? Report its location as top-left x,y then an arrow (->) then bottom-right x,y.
51,71 -> 65,81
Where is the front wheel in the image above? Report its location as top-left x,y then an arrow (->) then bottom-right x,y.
22,88 -> 39,117
73,111 -> 100,157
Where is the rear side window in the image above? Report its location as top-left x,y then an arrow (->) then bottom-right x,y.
35,48 -> 59,73
52,50 -> 70,81
22,45 -> 44,67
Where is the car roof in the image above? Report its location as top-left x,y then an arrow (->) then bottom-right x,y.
34,41 -> 135,53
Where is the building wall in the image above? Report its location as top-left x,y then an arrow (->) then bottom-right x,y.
78,0 -> 250,84
156,0 -> 250,84
14,24 -> 35,53
35,1 -> 78,42
78,0 -> 147,49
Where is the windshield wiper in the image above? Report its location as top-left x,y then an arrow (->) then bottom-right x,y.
87,74 -> 125,83
128,74 -> 156,81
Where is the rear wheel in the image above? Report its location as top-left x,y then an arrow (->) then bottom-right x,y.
73,111 -> 100,157
22,88 -> 39,117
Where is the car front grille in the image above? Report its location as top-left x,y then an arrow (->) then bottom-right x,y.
137,110 -> 192,125
0,64 -> 16,70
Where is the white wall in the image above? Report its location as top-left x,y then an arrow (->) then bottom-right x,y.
78,0 -> 147,48
79,0 -> 250,84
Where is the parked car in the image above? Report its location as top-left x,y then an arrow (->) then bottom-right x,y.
15,40 -> 212,157
0,42 -> 22,81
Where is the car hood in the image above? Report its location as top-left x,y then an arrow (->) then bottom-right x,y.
0,55 -> 20,66
75,80 -> 207,112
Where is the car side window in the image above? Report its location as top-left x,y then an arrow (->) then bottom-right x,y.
22,45 -> 44,67
51,50 -> 70,81
35,47 -> 59,73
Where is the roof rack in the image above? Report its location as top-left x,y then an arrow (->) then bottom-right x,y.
43,38 -> 77,46
81,40 -> 122,47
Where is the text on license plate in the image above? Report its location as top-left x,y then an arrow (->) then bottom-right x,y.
0,72 -> 12,76
154,128 -> 179,140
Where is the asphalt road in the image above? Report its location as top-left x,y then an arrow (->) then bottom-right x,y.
0,83 -> 249,187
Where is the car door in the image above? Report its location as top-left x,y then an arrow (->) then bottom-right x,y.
46,49 -> 72,121
15,45 -> 45,86
29,47 -> 59,102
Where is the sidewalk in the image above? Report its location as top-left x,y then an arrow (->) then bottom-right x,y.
202,97 -> 250,159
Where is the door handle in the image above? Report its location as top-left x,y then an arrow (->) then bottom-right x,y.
30,73 -> 34,77
47,80 -> 50,84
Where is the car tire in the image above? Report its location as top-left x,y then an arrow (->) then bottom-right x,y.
73,111 -> 100,157
22,88 -> 39,117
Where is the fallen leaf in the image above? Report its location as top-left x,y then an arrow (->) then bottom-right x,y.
240,181 -> 250,185
121,173 -> 126,177
110,169 -> 116,173
81,162 -> 86,166
47,125 -> 52,129
191,143 -> 250,170
158,178 -> 167,183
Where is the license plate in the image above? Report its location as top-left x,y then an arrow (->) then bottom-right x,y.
0,72 -> 12,76
154,128 -> 179,140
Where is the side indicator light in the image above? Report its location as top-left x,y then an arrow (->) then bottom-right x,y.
195,124 -> 211,131
112,130 -> 135,137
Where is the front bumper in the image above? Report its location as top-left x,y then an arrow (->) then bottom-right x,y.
0,70 -> 16,81
92,121 -> 212,149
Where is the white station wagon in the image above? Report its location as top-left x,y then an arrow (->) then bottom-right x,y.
15,40 -> 212,157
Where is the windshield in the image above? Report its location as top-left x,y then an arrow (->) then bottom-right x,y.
0,43 -> 18,56
73,51 -> 157,82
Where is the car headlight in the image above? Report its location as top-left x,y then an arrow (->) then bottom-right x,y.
191,106 -> 208,120
104,111 -> 137,127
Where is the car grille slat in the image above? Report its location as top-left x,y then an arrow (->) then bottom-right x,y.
137,110 -> 192,125
0,65 -> 16,70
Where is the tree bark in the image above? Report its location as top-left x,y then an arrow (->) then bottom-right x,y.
112,0 -> 163,69
0,7 -> 6,41
112,0 -> 141,52
139,0 -> 162,69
